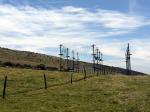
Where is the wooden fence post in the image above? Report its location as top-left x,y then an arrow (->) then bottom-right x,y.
96,68 -> 99,77
71,73 -> 73,84
83,66 -> 87,81
44,74 -> 47,89
3,76 -> 7,99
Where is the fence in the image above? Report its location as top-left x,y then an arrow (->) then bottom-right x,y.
0,66 -> 102,99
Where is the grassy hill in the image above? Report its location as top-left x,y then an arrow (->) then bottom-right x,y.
0,47 -> 147,75
0,67 -> 150,112
0,47 -> 60,68
0,47 -> 94,71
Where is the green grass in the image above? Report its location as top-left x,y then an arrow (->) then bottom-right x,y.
0,67 -> 150,112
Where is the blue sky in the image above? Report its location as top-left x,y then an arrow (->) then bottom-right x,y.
0,0 -> 150,74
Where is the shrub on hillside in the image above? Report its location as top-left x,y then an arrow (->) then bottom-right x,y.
36,64 -> 46,70
46,66 -> 58,71
15,63 -> 23,68
23,64 -> 32,69
0,61 -> 2,67
3,62 -> 14,67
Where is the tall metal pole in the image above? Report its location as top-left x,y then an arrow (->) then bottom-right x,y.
92,44 -> 96,73
72,50 -> 75,72
96,48 -> 99,76
66,48 -> 70,71
98,51 -> 101,75
98,51 -> 100,74
76,52 -> 80,73
126,43 -> 132,75
59,44 -> 63,71
101,53 -> 104,75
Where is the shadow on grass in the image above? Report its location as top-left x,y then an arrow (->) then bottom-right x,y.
1,74 -> 95,97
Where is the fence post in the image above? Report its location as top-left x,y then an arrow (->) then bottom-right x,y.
3,76 -> 7,99
83,66 -> 87,81
96,68 -> 99,77
71,73 -> 73,84
44,74 -> 47,89
104,68 -> 106,75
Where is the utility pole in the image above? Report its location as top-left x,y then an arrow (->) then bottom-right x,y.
59,44 -> 63,71
125,43 -> 132,75
92,44 -> 96,73
76,52 -> 80,73
72,50 -> 75,72
96,48 -> 99,76
98,51 -> 101,75
66,48 -> 70,71
101,52 -> 104,75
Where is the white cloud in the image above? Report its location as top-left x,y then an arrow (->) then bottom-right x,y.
96,39 -> 150,74
0,4 -> 150,73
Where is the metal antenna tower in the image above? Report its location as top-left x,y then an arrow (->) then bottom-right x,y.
72,50 -> 75,72
101,53 -> 104,74
125,43 -> 132,75
92,44 -> 96,73
66,48 -> 70,71
96,48 -> 99,76
59,44 -> 63,71
76,52 -> 80,73
98,51 -> 101,74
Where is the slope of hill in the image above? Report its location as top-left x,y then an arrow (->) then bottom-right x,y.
0,47 -> 93,71
0,47 -> 60,68
0,47 -> 147,75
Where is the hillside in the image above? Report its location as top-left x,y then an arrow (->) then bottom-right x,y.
0,47 -> 60,68
0,47 -> 92,70
0,67 -> 150,112
0,47 -> 147,75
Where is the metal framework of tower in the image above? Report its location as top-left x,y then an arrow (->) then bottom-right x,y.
98,51 -> 101,74
125,43 -> 132,75
66,48 -> 70,71
96,48 -> 99,76
91,44 -> 104,75
59,44 -> 80,72
99,51 -> 103,75
92,44 -> 96,73
76,52 -> 80,73
59,44 -> 63,71
72,50 -> 75,72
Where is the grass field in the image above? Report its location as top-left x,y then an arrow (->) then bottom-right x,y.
0,67 -> 150,112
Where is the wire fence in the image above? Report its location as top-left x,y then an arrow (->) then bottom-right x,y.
0,67 -> 99,99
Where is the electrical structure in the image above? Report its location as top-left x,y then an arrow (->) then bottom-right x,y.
76,52 -> 80,73
72,50 -> 75,72
125,43 -> 132,75
91,44 -> 104,75
66,48 -> 70,71
91,44 -> 96,73
59,44 -> 63,71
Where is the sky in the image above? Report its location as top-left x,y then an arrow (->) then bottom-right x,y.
0,0 -> 150,74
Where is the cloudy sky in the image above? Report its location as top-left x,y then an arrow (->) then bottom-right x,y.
0,0 -> 150,74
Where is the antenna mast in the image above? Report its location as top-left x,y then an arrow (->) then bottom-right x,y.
66,48 -> 70,71
72,50 -> 75,72
76,52 -> 80,73
59,44 -> 63,71
126,43 -> 132,75
92,44 -> 96,73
